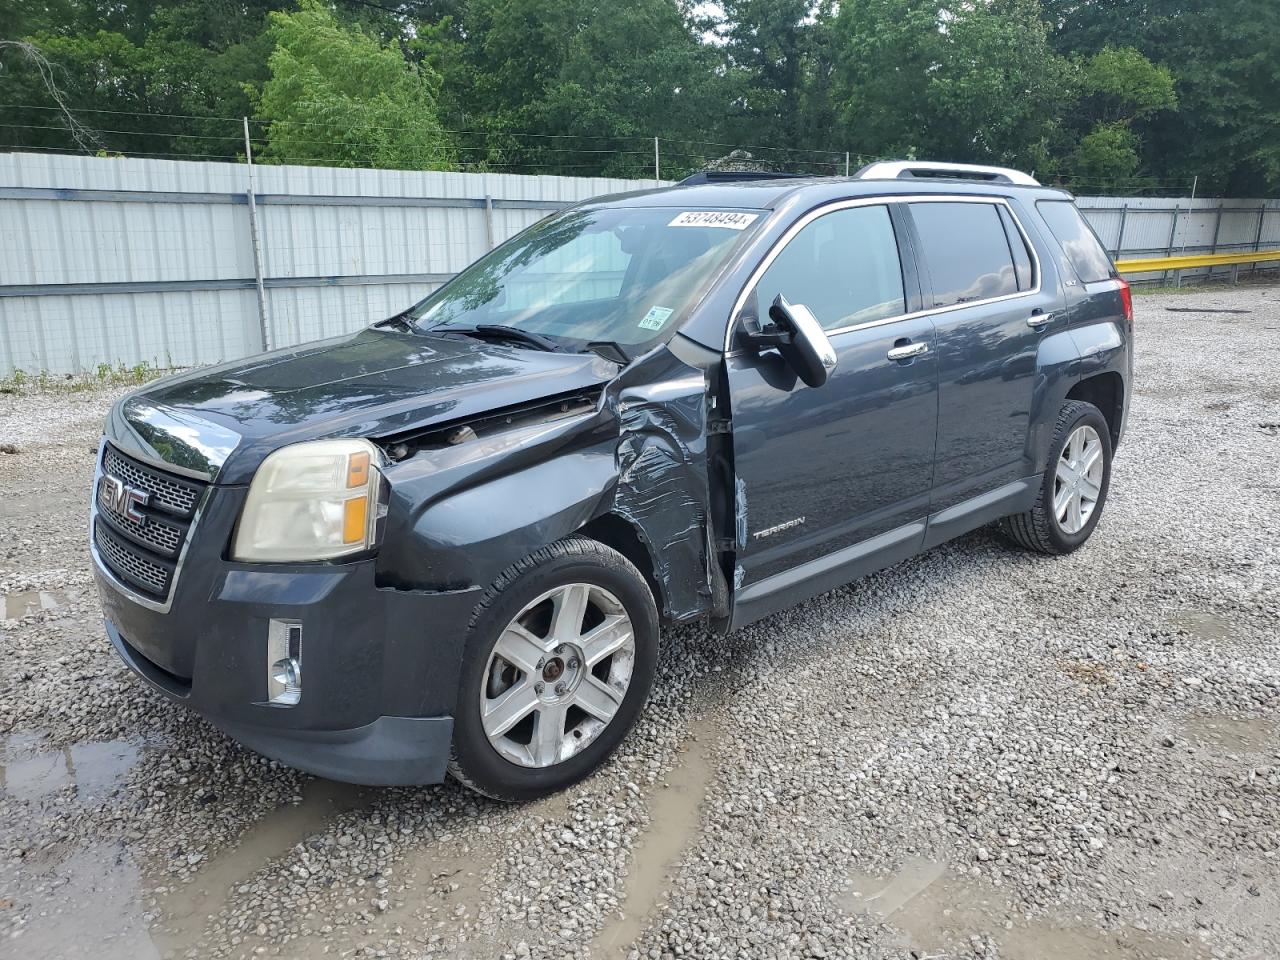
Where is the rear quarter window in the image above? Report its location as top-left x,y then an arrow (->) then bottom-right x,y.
1036,200 -> 1114,283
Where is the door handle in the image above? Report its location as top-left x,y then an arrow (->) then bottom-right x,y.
1027,311 -> 1053,328
886,342 -> 929,361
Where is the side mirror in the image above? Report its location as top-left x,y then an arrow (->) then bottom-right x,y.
745,294 -> 838,388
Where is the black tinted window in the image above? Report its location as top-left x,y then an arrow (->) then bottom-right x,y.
1037,200 -> 1113,283
755,205 -> 905,331
910,202 -> 1018,308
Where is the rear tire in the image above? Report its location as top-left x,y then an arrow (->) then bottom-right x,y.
1000,400 -> 1112,555
448,537 -> 658,802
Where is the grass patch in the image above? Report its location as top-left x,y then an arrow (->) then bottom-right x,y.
0,360 -> 170,396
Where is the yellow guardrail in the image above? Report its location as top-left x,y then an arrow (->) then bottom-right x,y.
1115,249 -> 1280,274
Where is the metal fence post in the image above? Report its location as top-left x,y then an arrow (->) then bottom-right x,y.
1208,200 -> 1224,282
484,195 -> 495,250
1252,204 -> 1267,277
242,118 -> 272,351
1163,204 -> 1180,286
1114,203 -> 1128,259
654,137 -> 660,187
845,151 -> 850,177
1174,176 -> 1197,288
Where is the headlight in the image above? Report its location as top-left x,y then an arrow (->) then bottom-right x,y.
232,438 -> 384,562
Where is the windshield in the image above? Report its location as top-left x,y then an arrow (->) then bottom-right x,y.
405,206 -> 764,355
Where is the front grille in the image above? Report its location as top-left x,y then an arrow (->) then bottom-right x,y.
103,445 -> 203,517
95,518 -> 172,596
98,493 -> 184,556
94,445 -> 208,601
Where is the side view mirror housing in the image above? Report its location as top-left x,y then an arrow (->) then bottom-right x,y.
743,294 -> 838,388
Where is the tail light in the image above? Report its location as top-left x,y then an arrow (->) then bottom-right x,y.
1117,277 -> 1133,323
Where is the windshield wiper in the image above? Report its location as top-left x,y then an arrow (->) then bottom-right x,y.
432,324 -> 560,352
373,310 -> 416,332
584,340 -> 631,365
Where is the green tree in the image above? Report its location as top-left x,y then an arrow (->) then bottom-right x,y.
716,0 -> 825,152
1064,46 -> 1175,183
0,0 -> 287,158
1046,0 -> 1280,194
412,0 -> 724,176
829,0 -> 1072,170
252,0 -> 453,170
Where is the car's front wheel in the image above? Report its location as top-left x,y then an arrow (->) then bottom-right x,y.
448,538 -> 658,801
1000,399 -> 1113,555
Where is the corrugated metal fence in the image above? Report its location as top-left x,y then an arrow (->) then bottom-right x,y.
2,152 -> 1278,376
1075,196 -> 1280,285
0,153 -> 662,376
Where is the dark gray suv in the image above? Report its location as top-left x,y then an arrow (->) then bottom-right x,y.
91,161 -> 1132,800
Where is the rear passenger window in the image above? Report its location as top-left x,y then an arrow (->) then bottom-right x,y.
910,202 -> 1019,308
755,205 -> 906,331
1037,200 -> 1113,283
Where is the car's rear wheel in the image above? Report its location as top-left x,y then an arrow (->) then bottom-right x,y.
448,538 -> 658,801
999,399 -> 1113,555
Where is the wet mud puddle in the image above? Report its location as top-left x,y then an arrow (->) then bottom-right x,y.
1,587 -> 76,620
1179,714 -> 1279,754
591,715 -> 720,958
150,776 -> 367,956
841,857 -> 1210,959
0,729 -> 150,803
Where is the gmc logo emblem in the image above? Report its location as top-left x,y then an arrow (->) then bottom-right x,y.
99,474 -> 150,524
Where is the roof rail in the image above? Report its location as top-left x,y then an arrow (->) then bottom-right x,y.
855,161 -> 1039,186
677,170 -> 808,186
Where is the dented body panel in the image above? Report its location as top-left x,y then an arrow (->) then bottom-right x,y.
374,346 -> 717,623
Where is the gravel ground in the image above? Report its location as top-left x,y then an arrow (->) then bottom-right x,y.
1,283 -> 1278,960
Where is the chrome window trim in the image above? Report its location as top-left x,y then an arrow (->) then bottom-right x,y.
90,438 -> 212,614
722,194 -> 1043,353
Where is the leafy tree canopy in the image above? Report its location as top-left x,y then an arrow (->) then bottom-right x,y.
0,0 -> 1276,194
251,0 -> 452,169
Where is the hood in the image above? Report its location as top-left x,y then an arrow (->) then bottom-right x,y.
114,328 -> 617,485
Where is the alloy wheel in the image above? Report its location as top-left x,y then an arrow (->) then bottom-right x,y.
480,583 -> 636,768
1054,423 -> 1104,535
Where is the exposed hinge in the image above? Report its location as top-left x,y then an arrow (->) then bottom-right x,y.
714,537 -> 737,552
707,418 -> 732,436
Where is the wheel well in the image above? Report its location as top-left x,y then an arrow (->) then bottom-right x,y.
576,514 -> 665,617
1066,373 -> 1124,447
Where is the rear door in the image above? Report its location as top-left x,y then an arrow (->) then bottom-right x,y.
904,198 -> 1058,516
725,201 -> 938,592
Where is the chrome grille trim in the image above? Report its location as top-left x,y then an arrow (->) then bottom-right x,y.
90,439 -> 211,611
103,445 -> 202,517
94,517 -> 171,596
97,494 -> 185,557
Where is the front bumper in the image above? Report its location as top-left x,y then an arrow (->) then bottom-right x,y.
95,543 -> 482,786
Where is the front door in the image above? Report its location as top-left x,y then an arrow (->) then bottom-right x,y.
726,202 -> 939,596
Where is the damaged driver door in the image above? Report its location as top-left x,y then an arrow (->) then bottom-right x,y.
725,202 -> 939,626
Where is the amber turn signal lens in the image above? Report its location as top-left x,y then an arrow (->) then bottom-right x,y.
347,451 -> 371,488
342,496 -> 368,544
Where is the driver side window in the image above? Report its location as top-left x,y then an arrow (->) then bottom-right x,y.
755,205 -> 906,332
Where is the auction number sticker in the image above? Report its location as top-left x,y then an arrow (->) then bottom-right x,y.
668,211 -> 759,230
638,305 -> 674,331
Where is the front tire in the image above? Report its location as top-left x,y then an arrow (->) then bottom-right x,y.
1000,399 -> 1113,555
448,538 -> 659,802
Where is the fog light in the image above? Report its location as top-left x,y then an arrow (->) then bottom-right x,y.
266,619 -> 302,706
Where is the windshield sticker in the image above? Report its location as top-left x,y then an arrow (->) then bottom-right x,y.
638,305 -> 674,331
668,211 -> 759,230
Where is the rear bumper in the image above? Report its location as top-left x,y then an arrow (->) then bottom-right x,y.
96,551 -> 482,786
